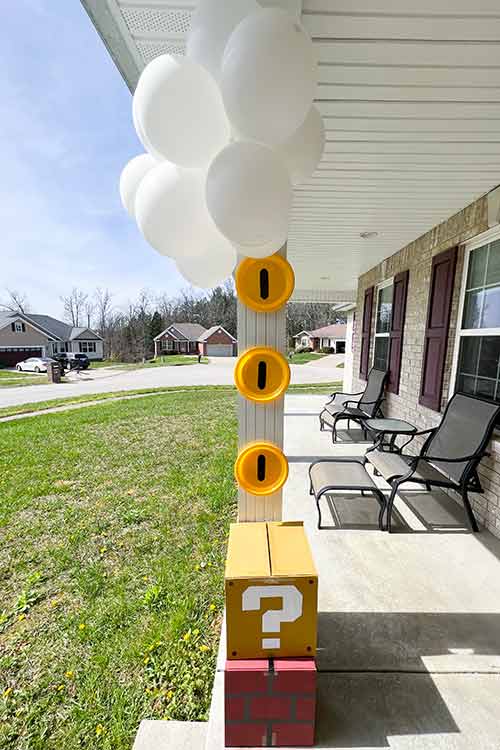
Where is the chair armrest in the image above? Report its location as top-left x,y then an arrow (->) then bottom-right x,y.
326,391 -> 362,406
418,451 -> 489,464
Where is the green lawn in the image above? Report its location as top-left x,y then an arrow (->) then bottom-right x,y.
0,382 -> 342,421
289,352 -> 329,364
0,370 -> 47,388
0,391 -> 238,749
145,356 -> 209,367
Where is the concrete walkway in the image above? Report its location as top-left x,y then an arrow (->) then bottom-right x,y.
204,394 -> 500,749
0,356 -> 343,409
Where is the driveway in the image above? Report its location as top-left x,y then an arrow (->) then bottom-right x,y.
0,355 -> 344,409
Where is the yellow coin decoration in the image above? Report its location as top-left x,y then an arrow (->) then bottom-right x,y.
235,253 -> 295,313
234,346 -> 290,403
234,441 -> 289,496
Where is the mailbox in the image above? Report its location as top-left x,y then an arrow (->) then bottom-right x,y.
235,254 -> 295,313
225,522 -> 318,660
234,347 -> 290,403
235,441 -> 288,496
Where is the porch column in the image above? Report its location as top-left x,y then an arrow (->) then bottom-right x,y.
237,246 -> 288,522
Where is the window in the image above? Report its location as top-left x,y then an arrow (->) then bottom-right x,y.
161,338 -> 174,351
373,280 -> 393,371
79,341 -> 96,353
454,235 -> 500,403
11,321 -> 26,333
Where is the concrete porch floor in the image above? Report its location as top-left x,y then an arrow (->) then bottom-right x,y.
206,393 -> 500,750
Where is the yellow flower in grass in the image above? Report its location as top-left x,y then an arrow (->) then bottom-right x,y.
95,724 -> 106,737
65,671 -> 74,680
3,687 -> 13,699
199,645 -> 209,653
209,603 -> 216,612
18,614 -> 26,621
182,632 -> 191,642
57,684 -> 65,692
78,623 -> 86,631
166,690 -> 174,700
193,628 -> 200,636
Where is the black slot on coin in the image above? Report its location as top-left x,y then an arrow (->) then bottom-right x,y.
259,268 -> 269,300
257,454 -> 266,482
257,361 -> 267,390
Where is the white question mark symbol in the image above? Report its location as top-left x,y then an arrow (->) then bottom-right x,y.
242,585 -> 303,649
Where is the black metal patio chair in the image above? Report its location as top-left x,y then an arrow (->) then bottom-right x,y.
366,392 -> 500,533
319,368 -> 389,443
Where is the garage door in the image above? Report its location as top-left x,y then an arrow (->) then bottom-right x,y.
207,344 -> 233,357
0,348 -> 43,367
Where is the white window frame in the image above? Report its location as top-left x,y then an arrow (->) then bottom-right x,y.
79,341 -> 97,354
14,322 -> 24,333
373,277 -> 394,370
449,224 -> 500,400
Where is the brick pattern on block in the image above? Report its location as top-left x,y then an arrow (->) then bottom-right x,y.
351,195 -> 500,538
224,658 -> 316,747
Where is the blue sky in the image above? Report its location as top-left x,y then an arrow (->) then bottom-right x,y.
1,0 -> 184,318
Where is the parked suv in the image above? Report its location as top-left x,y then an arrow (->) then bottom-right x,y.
54,352 -> 90,370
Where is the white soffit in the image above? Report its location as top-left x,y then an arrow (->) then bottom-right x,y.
82,0 -> 500,298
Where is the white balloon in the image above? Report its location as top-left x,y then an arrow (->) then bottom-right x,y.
119,154 -> 157,218
277,106 -> 325,185
134,55 -> 230,167
235,237 -> 286,260
176,220 -> 237,289
132,92 -> 164,162
206,141 -> 292,256
221,9 -> 317,144
187,0 -> 260,81
135,161 -> 206,258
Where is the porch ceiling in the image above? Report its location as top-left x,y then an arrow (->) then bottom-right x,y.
83,0 -> 500,300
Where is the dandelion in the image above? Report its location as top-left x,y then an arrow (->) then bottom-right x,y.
142,576 -> 148,582
78,623 -> 86,631
199,645 -> 209,653
18,614 -> 26,621
182,632 -> 191,642
193,628 -> 200,636
99,547 -> 107,555
195,564 -> 200,571
143,656 -> 150,665
166,690 -> 174,700
65,671 -> 74,680
2,687 -> 13,699
57,684 -> 65,692
209,603 -> 216,612
95,724 -> 106,737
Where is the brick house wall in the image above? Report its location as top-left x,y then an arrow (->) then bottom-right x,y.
200,328 -> 237,355
351,196 -> 500,537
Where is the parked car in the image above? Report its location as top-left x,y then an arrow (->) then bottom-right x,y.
16,357 -> 57,373
66,353 -> 90,370
53,352 -> 90,370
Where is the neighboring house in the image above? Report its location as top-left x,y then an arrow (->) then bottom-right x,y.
293,324 -> 347,353
0,312 -> 104,367
154,323 -> 237,358
346,191 -> 500,538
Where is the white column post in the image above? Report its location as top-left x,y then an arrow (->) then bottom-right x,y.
237,246 -> 288,522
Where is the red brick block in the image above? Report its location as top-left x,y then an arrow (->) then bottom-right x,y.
225,658 -> 316,747
296,697 -> 316,722
273,658 -> 316,694
272,723 -> 315,747
225,723 -> 267,748
249,695 -> 291,721
225,659 -> 269,694
225,697 -> 245,721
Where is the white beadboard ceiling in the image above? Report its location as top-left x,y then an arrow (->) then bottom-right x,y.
82,0 -> 500,302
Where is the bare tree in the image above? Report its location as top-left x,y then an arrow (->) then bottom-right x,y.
84,300 -> 95,329
61,287 -> 88,327
0,289 -> 31,314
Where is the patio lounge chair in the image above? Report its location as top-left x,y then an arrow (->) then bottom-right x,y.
366,392 -> 500,533
319,368 -> 388,443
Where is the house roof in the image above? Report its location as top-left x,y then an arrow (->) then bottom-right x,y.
154,323 -> 207,342
198,326 -> 236,343
0,312 -> 103,341
293,324 -> 347,339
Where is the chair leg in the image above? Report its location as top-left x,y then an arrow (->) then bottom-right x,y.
386,482 -> 400,533
461,487 -> 479,533
373,489 -> 387,531
315,495 -> 323,529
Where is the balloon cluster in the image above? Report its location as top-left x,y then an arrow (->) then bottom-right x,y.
119,0 -> 324,289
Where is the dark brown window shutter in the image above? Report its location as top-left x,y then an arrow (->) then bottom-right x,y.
387,270 -> 409,394
11,322 -> 15,332
419,246 -> 457,411
359,285 -> 374,380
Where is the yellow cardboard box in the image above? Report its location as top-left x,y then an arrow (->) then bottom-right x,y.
225,521 -> 318,660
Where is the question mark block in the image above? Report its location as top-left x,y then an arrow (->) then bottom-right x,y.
225,521 -> 318,660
